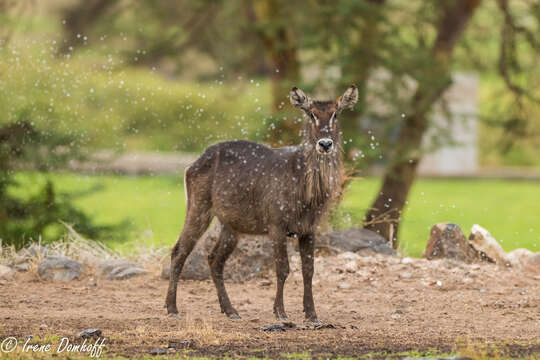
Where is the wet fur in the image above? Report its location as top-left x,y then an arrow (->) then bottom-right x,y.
166,86 -> 357,322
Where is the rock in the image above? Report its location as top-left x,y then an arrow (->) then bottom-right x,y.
318,227 -> 396,255
97,260 -> 148,280
11,262 -> 30,272
0,265 -> 15,280
76,329 -> 102,339
167,339 -> 193,349
88,278 -> 97,287
39,324 -> 48,330
314,323 -> 335,330
468,224 -> 510,265
344,260 -> 358,273
37,256 -> 84,281
160,263 -> 171,280
149,347 -> 168,355
337,252 -> 361,260
338,283 -> 351,289
401,257 -> 414,264
506,248 -> 534,269
262,324 -> 286,332
523,252 -> 540,274
161,220 -> 274,282
97,260 -> 138,276
399,272 -> 413,279
423,223 -> 480,263
526,252 -> 540,266
17,244 -> 49,260
107,266 -> 147,281
258,279 -> 272,287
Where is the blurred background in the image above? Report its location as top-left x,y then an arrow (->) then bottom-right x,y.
0,0 -> 538,256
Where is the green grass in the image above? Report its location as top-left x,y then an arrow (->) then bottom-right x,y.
13,173 -> 540,257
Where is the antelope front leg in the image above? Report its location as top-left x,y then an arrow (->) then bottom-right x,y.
299,233 -> 319,323
271,228 -> 289,321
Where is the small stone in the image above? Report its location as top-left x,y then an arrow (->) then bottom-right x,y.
168,339 -> 192,349
149,347 -> 168,355
337,252 -> 361,260
11,263 -> 30,272
88,278 -> 97,287
338,283 -> 351,290
436,280 -> 443,287
344,260 -> 358,273
390,313 -> 401,319
76,329 -> 102,339
399,272 -> 413,279
262,324 -> 286,332
258,279 -> 272,287
39,324 -> 48,330
401,257 -> 414,264
18,245 -> 49,259
99,260 -> 148,280
314,323 -> 335,330
106,266 -> 147,280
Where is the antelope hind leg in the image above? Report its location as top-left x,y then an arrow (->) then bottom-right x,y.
165,205 -> 212,317
208,223 -> 240,319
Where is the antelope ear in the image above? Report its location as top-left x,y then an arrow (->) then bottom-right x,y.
336,85 -> 358,112
290,87 -> 312,112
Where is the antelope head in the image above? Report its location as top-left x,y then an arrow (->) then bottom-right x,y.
290,85 -> 358,155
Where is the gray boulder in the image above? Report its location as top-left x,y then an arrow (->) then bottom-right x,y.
10,263 -> 31,272
161,225 -> 395,282
37,256 -> 85,281
318,227 -> 396,255
161,221 -> 273,282
98,260 -> 148,280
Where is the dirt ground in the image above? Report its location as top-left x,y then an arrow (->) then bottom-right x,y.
0,253 -> 539,359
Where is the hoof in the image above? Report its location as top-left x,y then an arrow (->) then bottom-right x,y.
228,314 -> 241,320
305,318 -> 321,325
168,313 -> 181,320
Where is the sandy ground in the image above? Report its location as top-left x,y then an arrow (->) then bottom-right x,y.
0,254 -> 539,359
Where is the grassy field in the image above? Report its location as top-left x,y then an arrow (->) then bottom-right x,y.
13,172 -> 539,257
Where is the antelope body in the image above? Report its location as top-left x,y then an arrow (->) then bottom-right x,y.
165,86 -> 358,322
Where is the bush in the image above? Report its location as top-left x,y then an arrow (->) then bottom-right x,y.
0,120 -> 122,249
0,45 -> 272,153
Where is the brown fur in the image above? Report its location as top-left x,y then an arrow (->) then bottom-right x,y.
165,86 -> 358,322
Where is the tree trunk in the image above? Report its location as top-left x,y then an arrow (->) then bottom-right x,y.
252,0 -> 300,145
59,0 -> 117,54
364,0 -> 482,248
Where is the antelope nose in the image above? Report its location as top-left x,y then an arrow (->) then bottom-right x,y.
318,138 -> 333,152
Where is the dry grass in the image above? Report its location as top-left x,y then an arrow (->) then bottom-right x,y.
0,224 -> 170,278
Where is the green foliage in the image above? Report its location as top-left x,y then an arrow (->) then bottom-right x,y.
0,120 -> 123,249
0,45 -> 272,153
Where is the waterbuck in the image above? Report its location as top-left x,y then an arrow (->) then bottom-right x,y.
165,85 -> 358,322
